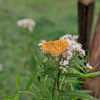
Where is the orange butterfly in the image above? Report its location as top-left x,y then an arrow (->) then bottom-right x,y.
42,40 -> 68,56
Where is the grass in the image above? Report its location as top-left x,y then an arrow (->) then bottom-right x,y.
0,0 -> 100,99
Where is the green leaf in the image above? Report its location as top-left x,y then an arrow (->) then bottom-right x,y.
63,73 -> 83,78
45,87 -> 53,100
64,71 -> 100,79
66,79 -> 83,84
63,90 -> 97,100
44,75 -> 48,83
77,64 -> 85,73
84,52 -> 89,62
70,68 -> 84,75
32,51 -> 43,68
3,94 -> 19,100
53,90 -> 60,100
31,83 -> 43,99
16,73 -> 20,91
82,71 -> 100,79
31,83 -> 39,94
26,66 -> 40,91
13,94 -> 19,100
87,64 -> 98,73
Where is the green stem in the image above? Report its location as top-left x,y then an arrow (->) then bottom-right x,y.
46,54 -> 50,61
57,55 -> 62,91
60,76 -> 65,89
57,68 -> 60,91
69,52 -> 78,64
63,77 -> 68,90
70,83 -> 74,91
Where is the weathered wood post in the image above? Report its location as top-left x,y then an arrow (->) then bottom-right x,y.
78,0 -> 94,50
77,0 -> 100,98
81,12 -> 100,98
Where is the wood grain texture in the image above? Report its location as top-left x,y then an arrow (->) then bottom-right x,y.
81,12 -> 100,98
78,0 -> 94,50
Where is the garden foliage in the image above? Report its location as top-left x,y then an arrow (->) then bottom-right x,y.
3,34 -> 100,100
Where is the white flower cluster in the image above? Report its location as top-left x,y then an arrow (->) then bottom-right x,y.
60,34 -> 85,60
59,60 -> 68,66
38,40 -> 49,55
59,60 -> 68,73
59,67 -> 67,73
60,34 -> 79,41
0,64 -> 3,71
17,18 -> 36,32
86,63 -> 92,69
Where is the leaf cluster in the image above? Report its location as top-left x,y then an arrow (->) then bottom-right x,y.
3,53 -> 100,100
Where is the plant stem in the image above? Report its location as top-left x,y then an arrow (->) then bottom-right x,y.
57,55 -> 62,91
71,83 -> 74,91
46,54 -> 50,61
60,76 -> 65,90
63,77 -> 68,90
57,68 -> 60,91
69,52 -> 78,64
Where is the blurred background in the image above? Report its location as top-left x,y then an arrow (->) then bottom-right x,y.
0,0 -> 100,100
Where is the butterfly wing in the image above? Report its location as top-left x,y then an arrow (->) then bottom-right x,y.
54,40 -> 68,54
42,41 -> 59,56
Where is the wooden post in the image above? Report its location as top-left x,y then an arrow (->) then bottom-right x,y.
78,0 -> 94,50
81,12 -> 100,98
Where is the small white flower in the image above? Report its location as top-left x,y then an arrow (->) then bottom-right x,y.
0,64 -> 3,71
38,40 -> 46,47
63,60 -> 69,65
66,66 -> 68,68
62,53 -> 67,58
43,50 -> 50,55
62,68 -> 67,72
59,67 -> 67,73
66,50 -> 73,60
79,49 -> 85,57
17,18 -> 36,32
38,40 -> 49,55
86,63 -> 92,69
59,67 -> 63,69
73,35 -> 79,41
59,60 -> 69,66
59,66 -> 67,73
60,34 -> 72,41
60,34 -> 78,42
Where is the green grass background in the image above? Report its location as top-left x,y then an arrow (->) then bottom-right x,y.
0,0 -> 100,99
